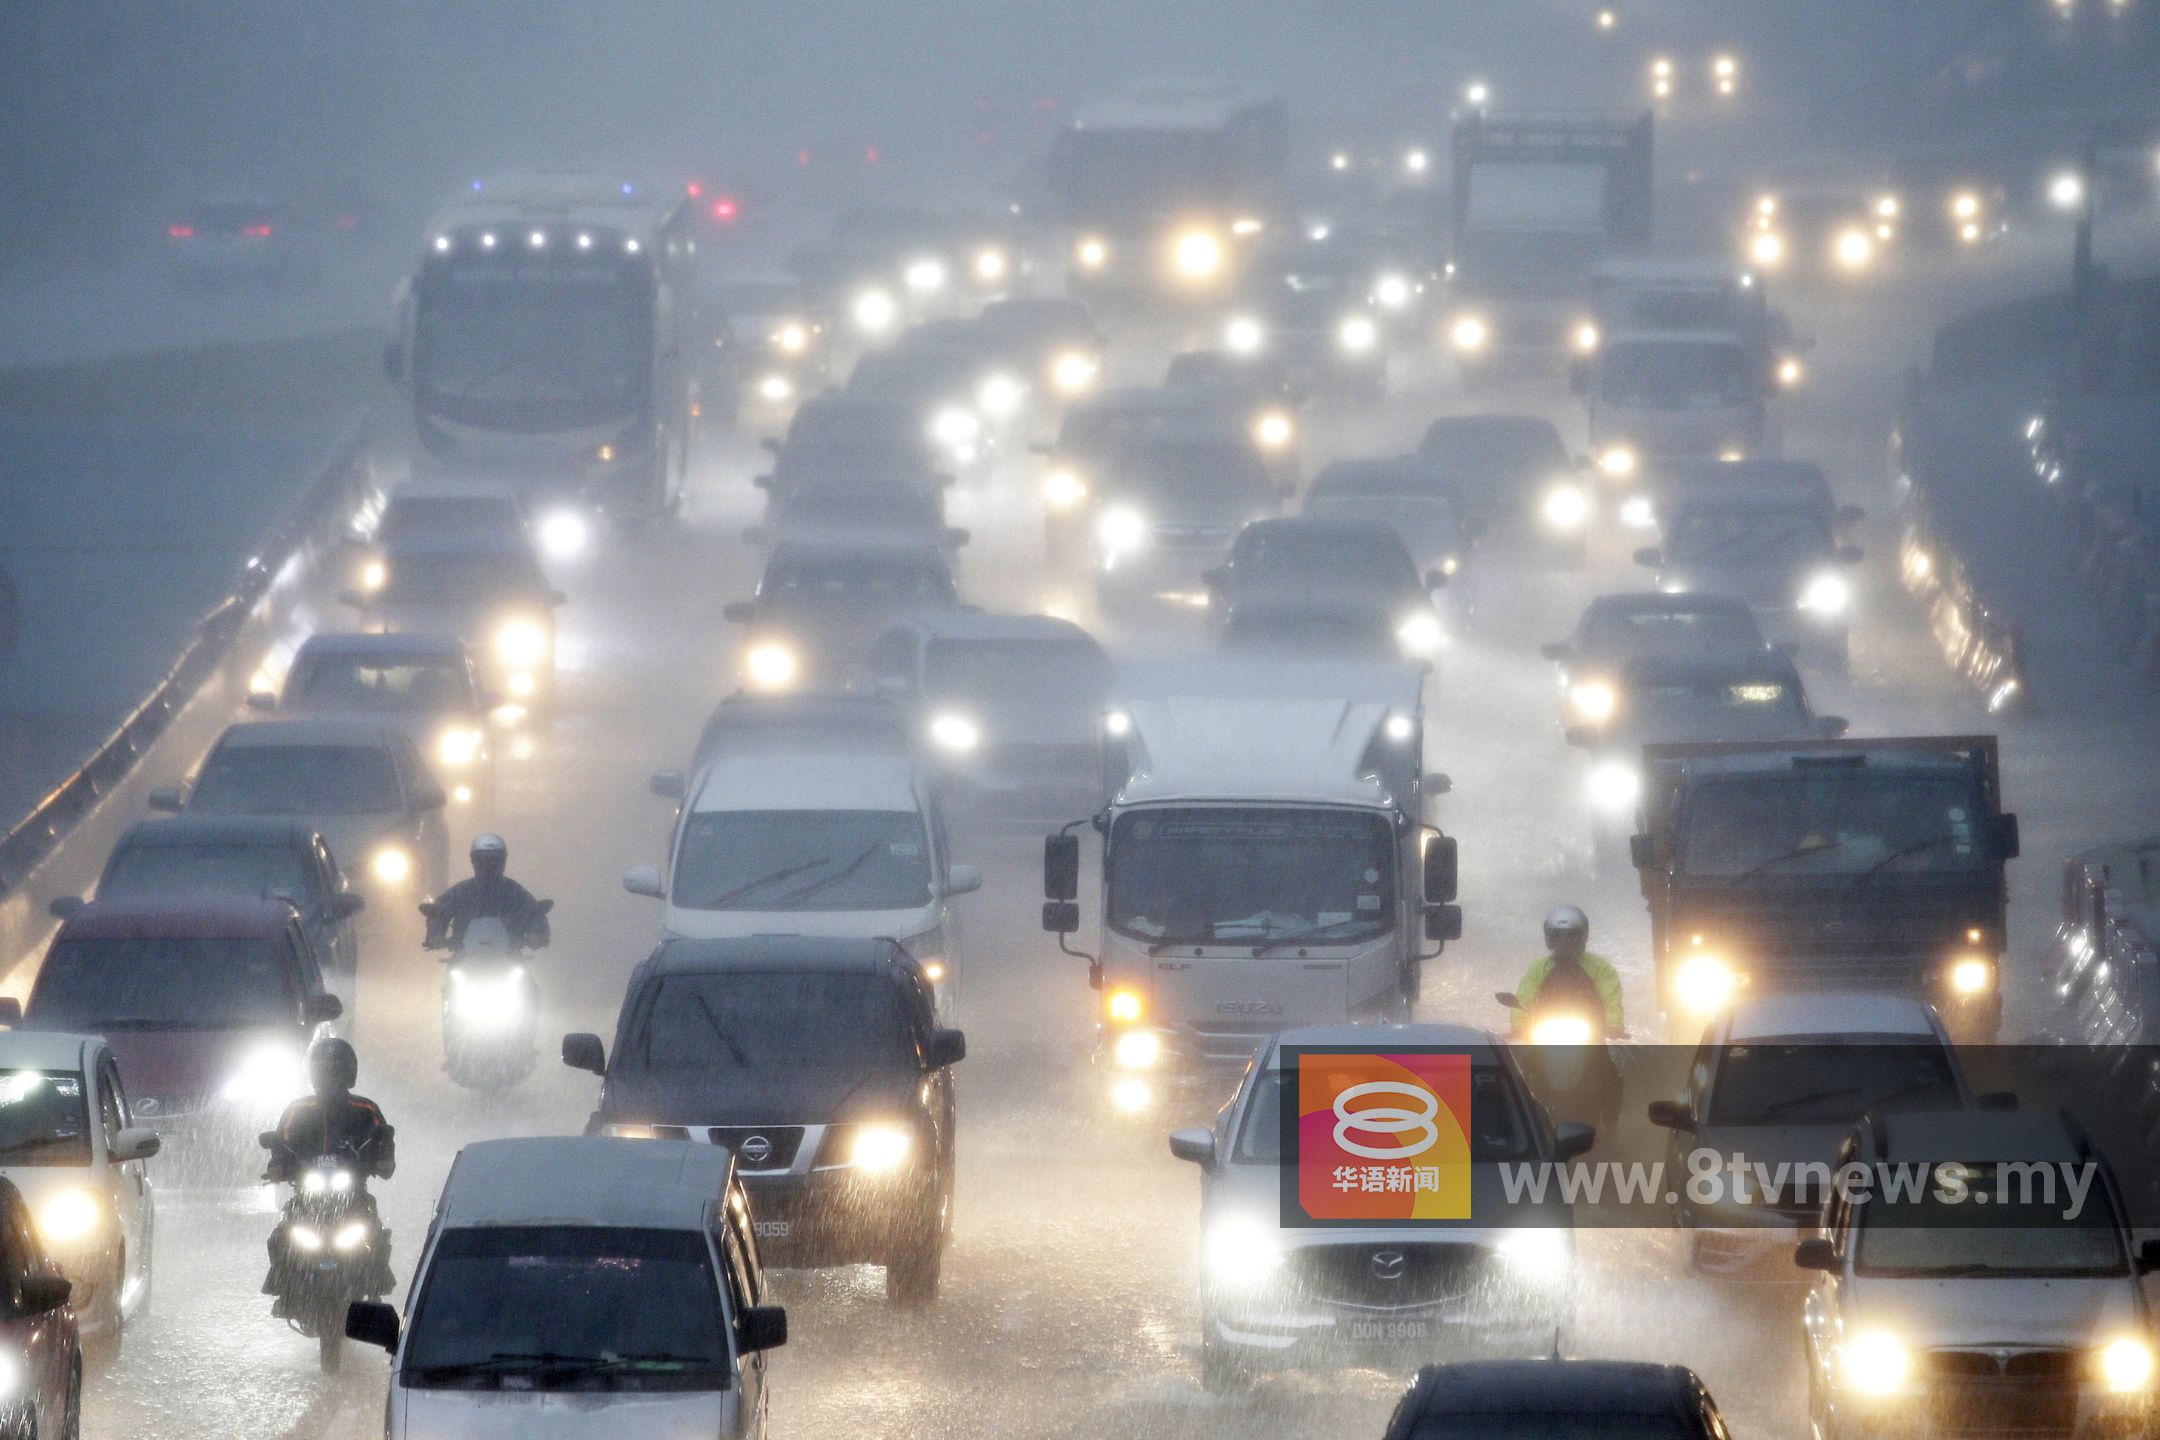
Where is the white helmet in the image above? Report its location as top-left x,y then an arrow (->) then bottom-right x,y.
1543,905 -> 1589,952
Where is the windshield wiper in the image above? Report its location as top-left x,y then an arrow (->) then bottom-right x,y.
1747,1085 -> 1863,1120
1251,919 -> 1374,957
1867,833 -> 1961,873
700,857 -> 831,909
413,1350 -> 598,1379
774,842 -> 884,906
693,996 -> 749,1068
1737,836 -> 1856,877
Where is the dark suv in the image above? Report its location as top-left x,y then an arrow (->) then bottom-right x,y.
563,937 -> 965,1306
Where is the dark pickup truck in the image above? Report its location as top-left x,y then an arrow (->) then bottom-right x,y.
1631,735 -> 2016,1041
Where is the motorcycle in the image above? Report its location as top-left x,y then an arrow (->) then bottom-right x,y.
258,1140 -> 392,1373
1495,989 -> 1625,1139
422,905 -> 549,1092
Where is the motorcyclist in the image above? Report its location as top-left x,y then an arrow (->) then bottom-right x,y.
423,833 -> 551,950
263,1037 -> 395,1184
1510,905 -> 1625,1036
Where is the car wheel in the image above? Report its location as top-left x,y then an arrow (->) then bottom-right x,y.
1198,1333 -> 1250,1395
886,1187 -> 945,1307
84,1257 -> 125,1365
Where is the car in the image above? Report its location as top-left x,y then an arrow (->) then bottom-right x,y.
1160,350 -> 1303,480
844,345 -> 1002,469
1417,415 -> 1587,561
1643,993 -> 1973,1276
149,719 -> 452,897
1222,243 -> 1390,399
1381,1359 -> 1735,1440
343,1137 -> 783,1438
1304,459 -> 1488,626
1169,1023 -> 1586,1391
1541,592 -> 1772,730
253,631 -> 497,809
724,542 -> 961,695
1745,185 -> 1897,284
0,1177 -> 79,1439
715,275 -> 827,423
343,533 -> 566,706
0,1032 -> 159,1356
1631,457 -> 1862,538
369,481 -> 529,553
54,817 -> 366,975
759,396 -> 950,506
973,296 -> 1104,400
622,750 -> 980,1000
166,197 -> 319,287
747,475 -> 965,558
1034,386 -> 1224,562
1798,1109 -> 2160,1440
1204,517 -> 1445,661
669,692 -> 913,789
565,937 -> 964,1304
1218,596 -> 1424,667
11,898 -> 342,1179
1093,436 -> 1287,612
861,612 -> 1112,825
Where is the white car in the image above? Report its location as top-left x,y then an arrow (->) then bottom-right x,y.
0,1033 -> 159,1354
625,752 -> 978,1004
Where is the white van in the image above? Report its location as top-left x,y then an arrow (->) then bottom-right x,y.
624,751 -> 979,997
346,1137 -> 784,1438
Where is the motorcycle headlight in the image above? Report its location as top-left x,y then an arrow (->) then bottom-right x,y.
436,725 -> 483,768
773,321 -> 811,355
1568,681 -> 1617,723
743,641 -> 799,691
1573,322 -> 1601,355
1587,761 -> 1642,813
1252,410 -> 1295,451
0,1350 -> 22,1403
536,508 -> 589,561
36,1189 -> 100,1245
1542,483 -> 1591,530
1833,228 -> 1875,272
1800,572 -> 1851,615
1043,468 -> 1088,510
333,1220 -> 374,1253
1224,315 -> 1265,355
1203,1214 -> 1284,1289
359,559 -> 387,593
1675,953 -> 1740,1017
852,287 -> 898,333
1528,1016 -> 1595,1047
288,1224 -> 324,1255
370,846 -> 412,885
1496,1227 -> 1571,1278
1050,351 -> 1098,394
977,372 -> 1025,419
1337,314 -> 1380,354
1841,1330 -> 1913,1396
450,964 -> 528,1022
849,1123 -> 914,1174
756,372 -> 794,403
1096,506 -> 1148,555
1450,314 -> 1491,353
928,711 -> 981,754
221,1043 -> 307,1108
1395,611 -> 1444,658
1749,231 -> 1787,268
495,619 -> 547,668
1777,357 -> 1804,389
2099,1337 -> 2158,1394
972,246 -> 1009,285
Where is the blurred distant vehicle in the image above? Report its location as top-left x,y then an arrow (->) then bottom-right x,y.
1223,237 -> 1391,399
0,1175 -> 79,1437
1541,592 -> 1771,730
862,612 -> 1112,826
61,816 -> 365,976
1204,518 -> 1445,661
1093,435 -> 1287,613
254,632 -> 496,809
1162,349 -> 1303,480
1882,152 -> 2009,251
763,395 -> 951,505
1743,186 -> 1898,283
1380,1361 -> 1732,1440
794,206 -> 957,336
1417,414 -> 1589,561
1303,460 -> 1481,627
343,534 -> 565,707
1034,386 -> 1223,564
749,479 -> 965,558
150,719 -> 451,897
846,342 -> 1005,471
668,693 -> 912,791
724,542 -> 961,695
1217,597 -> 1410,666
372,482 -> 529,552
167,198 -> 320,288
714,275 -> 826,427
973,297 -> 1105,402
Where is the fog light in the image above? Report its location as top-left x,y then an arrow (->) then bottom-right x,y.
370,848 -> 412,885
1106,988 -> 1144,1023
1948,956 -> 1993,996
1113,1030 -> 1161,1069
1675,953 -> 1739,1016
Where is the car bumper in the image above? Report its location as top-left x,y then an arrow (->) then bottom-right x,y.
1833,1387 -> 2154,1440
1208,1292 -> 1567,1369
740,1172 -> 936,1268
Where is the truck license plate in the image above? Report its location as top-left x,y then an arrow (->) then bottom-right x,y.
1348,1319 -> 1429,1343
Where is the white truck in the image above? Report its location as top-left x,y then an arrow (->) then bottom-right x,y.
1040,660 -> 1459,1104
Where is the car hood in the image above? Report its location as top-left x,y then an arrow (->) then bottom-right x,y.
659,903 -> 937,944
601,1066 -> 916,1128
1850,1275 -> 2142,1348
395,1386 -> 739,1439
98,1026 -> 292,1105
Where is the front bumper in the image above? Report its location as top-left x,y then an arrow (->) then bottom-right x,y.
741,1172 -> 936,1268
1833,1379 -> 2153,1440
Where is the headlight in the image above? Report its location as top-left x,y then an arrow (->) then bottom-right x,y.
450,964 -> 528,1023
1840,1330 -> 1913,1396
928,711 -> 980,753
333,1219 -> 374,1253
931,406 -> 981,449
1224,315 -> 1265,355
977,372 -> 1025,418
744,641 -> 799,691
1573,322 -> 1601,355
1542,483 -> 1591,530
1619,495 -> 1656,529
1528,1015 -> 1595,1046
1075,235 -> 1109,270
849,1123 -> 914,1174
1598,446 -> 1638,479
1106,987 -> 1145,1023
1337,314 -> 1380,354
300,1168 -> 353,1196
756,373 -> 794,403
1096,506 -> 1148,554
536,508 -> 589,560
1800,572 -> 1851,615
1748,231 -> 1786,268
1203,1214 -> 1284,1288
1374,273 -> 1412,309
370,847 -> 412,885
1050,350 -> 1098,394
1384,711 -> 1416,743
1674,953 -> 1740,1017
1833,228 -> 1875,272
1043,468 -> 1088,510
220,1043 -> 306,1107
1450,314 -> 1490,353
972,247 -> 1008,284
0,1350 -> 22,1403
1777,357 -> 1804,389
1952,192 -> 1980,221
2100,1337 -> 2158,1394
903,257 -> 947,294
1568,681 -> 1616,723
288,1223 -> 324,1254
774,321 -> 811,354
436,726 -> 483,768
1587,761 -> 1642,813
1496,1228 -> 1571,1278
1395,611 -> 1443,657
1112,1030 -> 1161,1069
36,1189 -> 100,1245
1253,410 -> 1295,450
852,288 -> 897,333
1171,228 -> 1224,281
359,559 -> 387,592
1947,956 -> 1993,996
495,619 -> 547,667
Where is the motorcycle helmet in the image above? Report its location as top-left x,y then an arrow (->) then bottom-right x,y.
470,832 -> 508,883
309,1037 -> 359,1096
1543,904 -> 1590,959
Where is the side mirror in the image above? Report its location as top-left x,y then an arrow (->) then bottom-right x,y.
1043,833 -> 1080,901
1794,1238 -> 1837,1271
723,601 -> 758,625
1646,1099 -> 1697,1133
245,691 -> 276,712
0,999 -> 21,1028
112,1127 -> 161,1163
14,1275 -> 69,1317
147,786 -> 183,814
1424,904 -> 1463,943
346,1299 -> 400,1353
1422,834 -> 1458,903
1993,813 -> 2020,860
1494,991 -> 1522,1010
1815,716 -> 1850,739
1628,833 -> 1655,870
1836,545 -> 1865,565
1168,1128 -> 1218,1167
937,473 -> 957,489
330,892 -> 366,920
337,589 -> 367,609
942,863 -> 983,898
1562,725 -> 1596,749
752,473 -> 776,491
943,527 -> 971,548
562,1032 -> 607,1075
737,1304 -> 788,1355
2138,1239 -> 2160,1275
623,865 -> 665,900
45,897 -> 84,922
1423,569 -> 1448,592
1551,1123 -> 1595,1161
925,1028 -> 967,1069
1539,642 -> 1572,663
413,784 -> 449,812
1042,901 -> 1080,935
1631,547 -> 1661,567
648,769 -> 686,801
1420,772 -> 1452,797
303,993 -> 343,1025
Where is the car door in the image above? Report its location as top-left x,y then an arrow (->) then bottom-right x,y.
286,920 -> 339,1034
94,1053 -> 149,1301
716,1210 -> 768,1438
312,835 -> 359,974
0,1189 -> 68,1431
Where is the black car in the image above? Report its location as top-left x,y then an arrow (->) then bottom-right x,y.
1382,1360 -> 1733,1440
724,541 -> 961,693
1417,414 -> 1584,559
563,937 -> 965,1305
1205,517 -> 1442,653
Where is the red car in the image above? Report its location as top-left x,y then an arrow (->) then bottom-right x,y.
0,1176 -> 80,1440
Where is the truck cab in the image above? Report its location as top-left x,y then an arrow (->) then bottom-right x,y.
1586,328 -> 1768,477
1041,660 -> 1458,1107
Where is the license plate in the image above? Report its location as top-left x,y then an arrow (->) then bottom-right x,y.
752,1220 -> 791,1240
1347,1319 -> 1430,1343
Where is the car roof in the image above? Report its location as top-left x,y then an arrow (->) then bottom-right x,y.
1724,993 -> 1943,1042
292,632 -> 468,662
1404,1360 -> 1702,1418
645,936 -> 908,977
214,718 -> 402,751
436,1138 -> 734,1231
690,750 -> 920,814
114,816 -> 319,849
0,1033 -> 97,1072
1869,1109 -> 2085,1165
56,895 -> 295,941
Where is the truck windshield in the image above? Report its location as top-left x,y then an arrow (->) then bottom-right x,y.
1107,807 -> 1395,946
1855,1172 -> 2128,1278
1602,342 -> 1752,408
403,1226 -> 729,1392
417,264 -> 647,430
672,809 -> 932,912
1678,773 -> 1992,876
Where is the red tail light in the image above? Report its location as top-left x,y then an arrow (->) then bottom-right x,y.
243,224 -> 273,238
711,197 -> 738,223
168,225 -> 195,238
686,181 -> 703,198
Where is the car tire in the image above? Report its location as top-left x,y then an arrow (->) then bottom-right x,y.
884,1236 -> 942,1308
1199,1333 -> 1250,1395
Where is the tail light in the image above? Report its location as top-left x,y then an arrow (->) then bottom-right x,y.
168,225 -> 195,238
243,224 -> 273,238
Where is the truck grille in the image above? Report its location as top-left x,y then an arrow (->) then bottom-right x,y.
1924,1350 -> 2081,1439
1288,1242 -> 1492,1310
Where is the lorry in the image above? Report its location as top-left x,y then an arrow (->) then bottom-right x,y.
1444,111 -> 1653,378
1047,84 -> 1288,306
1630,735 -> 2018,1042
1040,660 -> 1459,1107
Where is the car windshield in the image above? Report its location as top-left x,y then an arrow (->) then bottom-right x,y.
30,937 -> 295,1030
624,970 -> 912,1074
766,555 -> 954,611
377,497 -> 520,547
1107,807 -> 1396,946
1310,466 -> 1447,501
1238,529 -> 1417,592
1856,1170 -> 2129,1277
1707,1044 -> 1959,1125
403,1226 -> 729,1393
1679,773 -> 1993,876
1115,446 -> 1271,503
923,639 -> 1111,714
1236,1063 -> 1535,1164
672,809 -> 932,912
1666,508 -> 1829,568
1419,420 -> 1568,491
1222,610 -> 1400,663
380,550 -> 548,605
290,656 -> 471,712
0,1071 -> 91,1167
1624,678 -> 1809,741
1060,406 -> 1211,459
417,265 -> 646,424
190,743 -> 401,817
102,843 -> 314,905
1603,341 -> 1753,408
1409,1418 -> 1705,1440
1581,607 -> 1764,660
